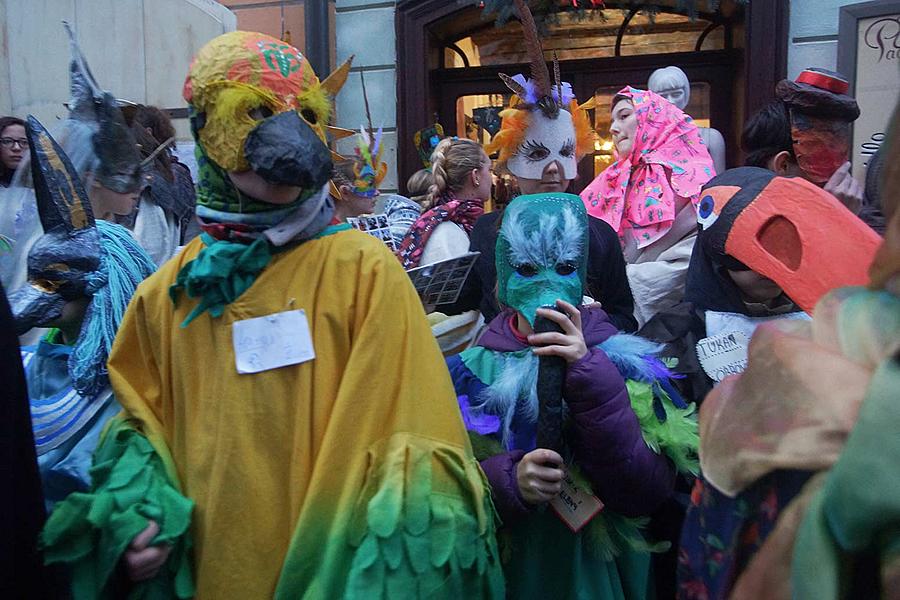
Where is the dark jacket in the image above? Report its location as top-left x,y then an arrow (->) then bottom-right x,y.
448,307 -> 676,523
0,284 -> 60,598
446,211 -> 638,332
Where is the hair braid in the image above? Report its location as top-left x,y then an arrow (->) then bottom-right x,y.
425,137 -> 485,207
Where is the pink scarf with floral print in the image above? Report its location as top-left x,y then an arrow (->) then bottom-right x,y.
580,87 -> 716,249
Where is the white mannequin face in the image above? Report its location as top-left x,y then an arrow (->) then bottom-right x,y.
655,86 -> 689,111
648,66 -> 691,111
507,108 -> 578,181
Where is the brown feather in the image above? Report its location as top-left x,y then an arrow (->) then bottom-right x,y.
553,51 -> 562,107
513,0 -> 551,99
360,72 -> 374,137
499,72 -> 527,98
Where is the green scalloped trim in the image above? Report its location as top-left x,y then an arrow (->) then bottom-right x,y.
277,433 -> 506,599
41,417 -> 195,599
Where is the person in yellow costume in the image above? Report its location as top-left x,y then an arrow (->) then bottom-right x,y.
41,31 -> 504,599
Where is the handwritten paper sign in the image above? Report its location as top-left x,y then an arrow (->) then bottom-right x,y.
549,472 -> 604,533
698,311 -> 812,383
696,331 -> 751,383
232,309 -> 315,374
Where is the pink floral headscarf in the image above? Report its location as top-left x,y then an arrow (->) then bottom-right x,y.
580,87 -> 716,249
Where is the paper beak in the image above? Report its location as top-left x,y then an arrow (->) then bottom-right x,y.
8,284 -> 67,335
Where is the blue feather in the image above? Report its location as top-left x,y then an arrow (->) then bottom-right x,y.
599,333 -> 689,415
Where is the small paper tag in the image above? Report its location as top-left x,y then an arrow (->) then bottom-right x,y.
695,331 -> 751,383
232,309 -> 315,374
549,472 -> 604,533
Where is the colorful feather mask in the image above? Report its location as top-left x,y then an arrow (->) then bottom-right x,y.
351,128 -> 388,197
349,73 -> 388,197
486,0 -> 594,180
496,193 -> 588,325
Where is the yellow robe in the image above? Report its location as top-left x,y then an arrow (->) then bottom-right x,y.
108,229 -> 502,599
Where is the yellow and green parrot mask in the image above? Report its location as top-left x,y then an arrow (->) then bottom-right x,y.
182,31 -> 352,214
184,30 -> 350,172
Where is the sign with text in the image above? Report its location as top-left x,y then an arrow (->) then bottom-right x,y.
549,472 -> 604,533
839,3 -> 900,181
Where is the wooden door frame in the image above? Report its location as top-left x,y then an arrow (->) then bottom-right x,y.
396,0 -> 788,188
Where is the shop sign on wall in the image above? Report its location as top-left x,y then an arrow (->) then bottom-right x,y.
839,1 -> 900,181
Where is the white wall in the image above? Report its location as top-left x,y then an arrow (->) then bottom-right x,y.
334,0 -> 399,192
0,0 -> 236,138
788,0 -> 872,78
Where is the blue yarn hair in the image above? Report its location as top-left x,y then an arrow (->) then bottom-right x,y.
70,220 -> 157,395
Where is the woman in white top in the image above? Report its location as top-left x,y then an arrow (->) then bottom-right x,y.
396,137 -> 492,269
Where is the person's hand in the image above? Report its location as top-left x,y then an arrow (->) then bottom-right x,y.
824,162 -> 863,215
516,448 -> 565,505
529,300 -> 588,364
123,520 -> 172,582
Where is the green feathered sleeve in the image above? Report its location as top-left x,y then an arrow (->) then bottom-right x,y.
627,380 -> 699,476
41,416 -> 194,600
340,433 -> 506,599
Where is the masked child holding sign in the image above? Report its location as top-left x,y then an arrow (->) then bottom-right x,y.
447,193 -> 698,599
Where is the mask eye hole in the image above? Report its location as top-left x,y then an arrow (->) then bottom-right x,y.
520,140 -> 550,162
560,140 -> 575,158
515,263 -> 538,277
301,108 -> 318,125
248,106 -> 274,121
697,194 -> 720,230
32,279 -> 63,293
555,263 -> 577,276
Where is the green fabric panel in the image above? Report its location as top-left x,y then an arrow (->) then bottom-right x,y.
274,434 -> 506,599
626,380 -> 700,476
792,358 -> 900,599
169,224 -> 351,328
41,417 -> 195,599
503,508 -> 652,600
460,346 -> 529,387
193,132 -> 303,214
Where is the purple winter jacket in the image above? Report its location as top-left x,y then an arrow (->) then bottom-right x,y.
458,307 -> 676,523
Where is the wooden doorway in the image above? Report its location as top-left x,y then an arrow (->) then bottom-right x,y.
396,0 -> 788,190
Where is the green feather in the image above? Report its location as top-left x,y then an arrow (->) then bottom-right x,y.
626,380 -> 700,475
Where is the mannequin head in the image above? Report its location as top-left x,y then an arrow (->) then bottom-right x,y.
648,66 -> 691,111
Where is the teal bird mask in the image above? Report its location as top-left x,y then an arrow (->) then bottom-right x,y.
496,193 -> 588,325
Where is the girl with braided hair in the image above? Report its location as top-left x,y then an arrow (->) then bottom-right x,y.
396,137 -> 492,269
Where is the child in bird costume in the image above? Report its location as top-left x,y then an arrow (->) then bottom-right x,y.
8,116 -> 156,509
673,166 -> 884,598
447,192 -> 698,599
42,31 -> 504,599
